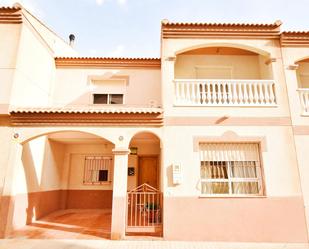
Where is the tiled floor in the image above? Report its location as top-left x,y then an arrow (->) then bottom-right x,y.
8,209 -> 112,239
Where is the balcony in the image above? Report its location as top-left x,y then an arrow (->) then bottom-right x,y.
298,88 -> 309,115
174,79 -> 277,107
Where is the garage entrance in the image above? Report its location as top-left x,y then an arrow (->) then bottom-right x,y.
8,131 -> 114,239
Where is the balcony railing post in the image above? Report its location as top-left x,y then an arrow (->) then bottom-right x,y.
248,83 -> 254,105
298,89 -> 309,115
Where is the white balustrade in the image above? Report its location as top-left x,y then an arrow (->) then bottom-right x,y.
174,79 -> 277,106
298,88 -> 309,115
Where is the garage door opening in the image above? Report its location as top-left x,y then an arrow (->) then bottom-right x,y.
8,131 -> 114,239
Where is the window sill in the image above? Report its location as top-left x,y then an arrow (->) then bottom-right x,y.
198,194 -> 267,199
91,104 -> 125,106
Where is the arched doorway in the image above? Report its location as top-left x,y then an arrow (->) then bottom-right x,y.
126,132 -> 162,236
8,131 -> 115,239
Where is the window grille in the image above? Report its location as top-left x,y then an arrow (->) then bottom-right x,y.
83,156 -> 113,184
199,143 -> 263,195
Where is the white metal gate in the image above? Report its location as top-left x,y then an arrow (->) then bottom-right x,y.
126,184 -> 163,235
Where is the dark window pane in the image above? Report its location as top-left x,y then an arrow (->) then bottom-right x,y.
93,94 -> 108,104
209,161 -> 228,179
98,170 -> 108,181
110,94 -> 123,104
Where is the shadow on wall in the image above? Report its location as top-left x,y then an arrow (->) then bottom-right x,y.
22,142 -> 40,224
5,137 -> 65,235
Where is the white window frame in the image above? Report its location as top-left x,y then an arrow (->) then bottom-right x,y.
92,93 -> 125,105
83,156 -> 113,185
199,142 -> 264,197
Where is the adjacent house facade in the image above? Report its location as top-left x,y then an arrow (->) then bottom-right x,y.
1,3 -> 309,247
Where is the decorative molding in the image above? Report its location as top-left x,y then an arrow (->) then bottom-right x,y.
281,32 -> 309,47
287,64 -> 299,70
161,21 -> 282,39
193,131 -> 267,152
164,116 -> 291,126
0,7 -> 22,24
55,57 -> 161,69
88,75 -> 130,87
265,58 -> 277,65
0,115 -> 10,126
165,56 -> 176,62
112,147 -> 130,155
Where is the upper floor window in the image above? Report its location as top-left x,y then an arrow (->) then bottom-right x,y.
93,93 -> 124,104
199,142 -> 263,196
89,77 -> 127,105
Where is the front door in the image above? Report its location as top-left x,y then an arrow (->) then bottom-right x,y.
138,156 -> 158,189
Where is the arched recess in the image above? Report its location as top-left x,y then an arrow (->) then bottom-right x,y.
295,57 -> 309,88
7,130 -> 116,239
19,127 -> 116,145
127,131 -> 162,191
175,42 -> 270,57
295,56 -> 309,65
125,131 -> 163,237
174,42 -> 273,80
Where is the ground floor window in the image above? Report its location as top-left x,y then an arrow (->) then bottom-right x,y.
83,156 -> 113,184
199,143 -> 263,196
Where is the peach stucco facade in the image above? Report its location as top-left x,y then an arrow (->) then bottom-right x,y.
1,4 -> 309,248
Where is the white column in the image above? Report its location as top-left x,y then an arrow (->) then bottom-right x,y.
110,147 -> 130,240
162,56 -> 176,113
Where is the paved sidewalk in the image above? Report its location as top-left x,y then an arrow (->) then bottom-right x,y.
0,239 -> 308,249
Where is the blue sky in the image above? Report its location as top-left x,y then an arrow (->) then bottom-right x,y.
1,0 -> 309,57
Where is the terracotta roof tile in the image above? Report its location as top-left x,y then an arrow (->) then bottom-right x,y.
0,5 -> 22,24
56,57 -> 160,60
55,57 -> 161,68
161,20 -> 282,28
281,31 -> 309,47
0,6 -> 21,10
161,20 -> 282,39
10,107 -> 163,114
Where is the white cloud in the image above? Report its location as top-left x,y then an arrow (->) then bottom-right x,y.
94,0 -> 127,7
95,0 -> 105,6
109,45 -> 125,57
117,0 -> 127,6
89,49 -> 98,55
